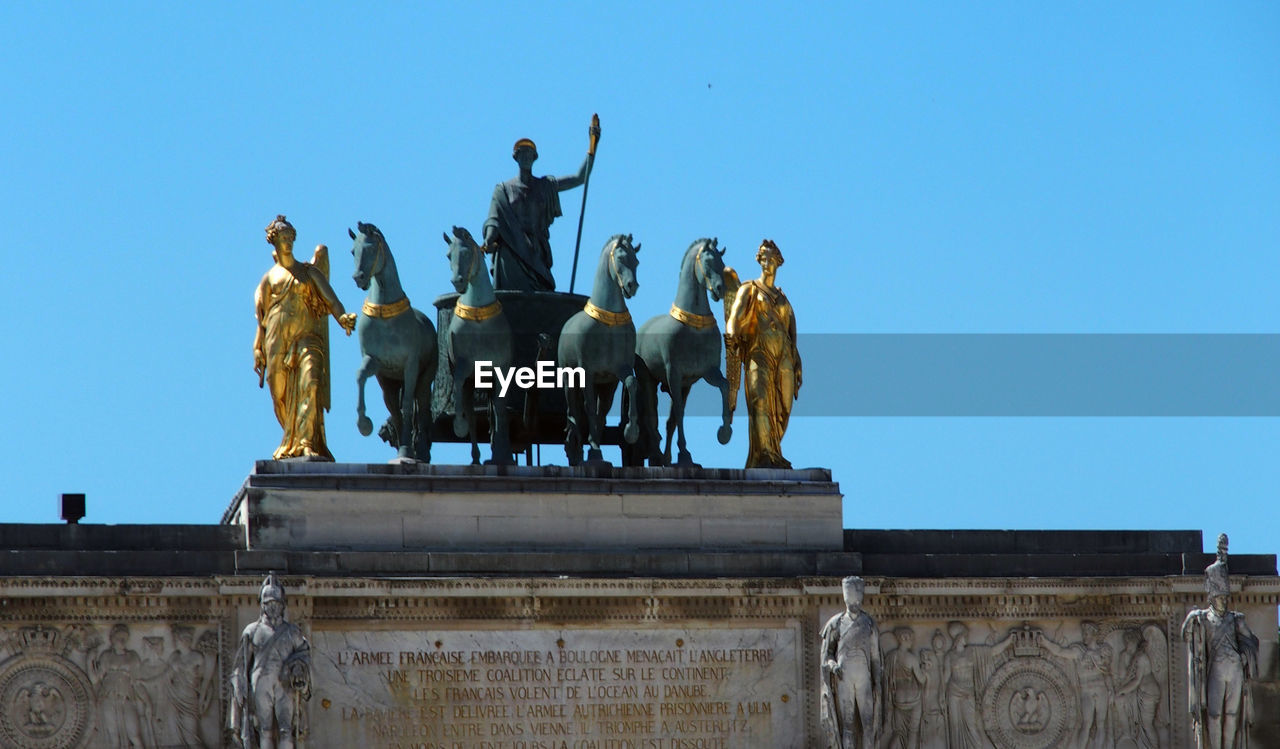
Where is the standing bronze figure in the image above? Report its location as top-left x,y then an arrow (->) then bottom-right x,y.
724,239 -> 802,469
1182,534 -> 1259,749
482,117 -> 600,291
253,215 -> 355,461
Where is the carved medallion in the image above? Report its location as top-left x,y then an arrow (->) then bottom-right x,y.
0,656 -> 93,749
980,656 -> 1077,749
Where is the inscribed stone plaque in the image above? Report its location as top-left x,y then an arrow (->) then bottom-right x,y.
312,625 -> 803,748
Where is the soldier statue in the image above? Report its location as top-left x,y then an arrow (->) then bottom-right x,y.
1182,534 -> 1259,749
820,576 -> 883,748
231,573 -> 312,749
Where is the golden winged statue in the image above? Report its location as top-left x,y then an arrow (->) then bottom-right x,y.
722,239 -> 802,469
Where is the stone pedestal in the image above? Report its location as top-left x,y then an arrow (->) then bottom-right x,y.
224,461 -> 844,553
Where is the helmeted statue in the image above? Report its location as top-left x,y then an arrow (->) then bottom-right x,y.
482,119 -> 599,291
231,573 -> 312,749
724,239 -> 802,469
1181,533 -> 1260,749
253,215 -> 356,461
820,576 -> 883,748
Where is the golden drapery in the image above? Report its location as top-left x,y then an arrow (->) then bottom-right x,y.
728,278 -> 800,469
255,261 -> 334,461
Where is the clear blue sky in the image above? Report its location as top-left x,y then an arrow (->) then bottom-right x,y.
1,4 -> 1275,553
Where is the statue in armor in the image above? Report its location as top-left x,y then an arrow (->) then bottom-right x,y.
1182,534 -> 1259,749
231,573 -> 312,749
820,576 -> 883,748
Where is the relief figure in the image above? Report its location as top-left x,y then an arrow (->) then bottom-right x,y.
1115,625 -> 1168,749
90,623 -> 151,748
1038,621 -> 1113,749
135,636 -> 173,746
169,625 -> 218,748
882,627 -> 925,749
917,630 -> 948,748
942,621 -> 1014,748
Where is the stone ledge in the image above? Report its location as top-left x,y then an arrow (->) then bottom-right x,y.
844,529 -> 1206,555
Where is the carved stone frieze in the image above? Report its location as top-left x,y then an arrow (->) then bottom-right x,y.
0,621 -> 222,749
0,626 -> 96,749
869,618 -> 1175,749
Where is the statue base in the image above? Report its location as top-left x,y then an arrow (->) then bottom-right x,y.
224,460 -> 844,555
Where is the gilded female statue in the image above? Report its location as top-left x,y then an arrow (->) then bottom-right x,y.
253,215 -> 356,461
724,239 -> 802,469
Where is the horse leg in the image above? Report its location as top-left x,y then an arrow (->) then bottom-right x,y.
355,355 -> 378,437
452,362 -> 470,438
702,366 -> 734,445
487,394 -> 515,466
376,374 -> 401,446
563,378 -> 584,466
413,368 -> 433,463
673,383 -> 695,466
662,367 -> 682,466
396,356 -> 420,460
633,362 -> 662,466
581,381 -> 606,464
621,371 -> 639,445
453,365 -> 481,465
596,383 -> 617,448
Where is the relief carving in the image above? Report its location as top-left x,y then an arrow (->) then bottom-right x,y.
1114,624 -> 1169,749
1037,620 -> 1112,748
942,621 -> 1015,748
0,625 -> 97,749
916,630 -> 948,747
867,619 -> 1174,749
90,623 -> 150,747
0,622 -> 220,749
979,627 -> 1077,749
882,627 -> 925,749
168,625 -> 219,748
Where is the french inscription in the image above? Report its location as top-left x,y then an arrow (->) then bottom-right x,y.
313,628 -> 801,749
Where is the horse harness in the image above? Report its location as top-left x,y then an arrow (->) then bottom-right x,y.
362,297 -> 411,319
453,239 -> 504,322
584,300 -> 631,327
669,303 -> 716,329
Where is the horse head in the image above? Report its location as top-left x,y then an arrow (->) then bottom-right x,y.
349,221 -> 388,291
444,226 -> 482,294
606,233 -> 640,299
692,237 -> 727,302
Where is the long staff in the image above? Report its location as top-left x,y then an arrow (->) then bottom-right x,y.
569,113 -> 600,294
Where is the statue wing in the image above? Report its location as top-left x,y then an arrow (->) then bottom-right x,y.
1142,623 -> 1167,681
722,266 -> 742,414
310,244 -> 332,411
